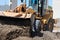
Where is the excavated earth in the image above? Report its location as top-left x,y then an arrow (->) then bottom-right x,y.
12,31 -> 60,40
0,18 -> 60,40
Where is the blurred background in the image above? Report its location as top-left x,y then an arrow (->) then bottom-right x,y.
0,0 -> 52,11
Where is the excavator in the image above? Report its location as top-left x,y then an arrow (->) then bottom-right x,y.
0,0 -> 54,37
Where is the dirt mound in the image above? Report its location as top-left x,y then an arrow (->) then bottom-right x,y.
0,20 -> 60,40
56,32 -> 60,39
12,31 -> 60,40
0,21 -> 30,40
0,26 -> 23,40
42,31 -> 60,40
12,37 -> 32,40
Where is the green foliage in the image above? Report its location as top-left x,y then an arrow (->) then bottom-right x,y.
48,6 -> 52,9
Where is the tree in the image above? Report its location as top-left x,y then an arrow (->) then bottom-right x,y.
48,6 -> 52,9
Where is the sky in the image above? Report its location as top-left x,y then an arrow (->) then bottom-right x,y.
0,0 -> 52,6
48,0 -> 52,6
0,0 -> 9,5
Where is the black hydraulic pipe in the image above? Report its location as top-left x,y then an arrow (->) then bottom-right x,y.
38,0 -> 44,17
21,0 -> 23,2
41,0 -> 44,17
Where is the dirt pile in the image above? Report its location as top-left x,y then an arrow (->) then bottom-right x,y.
0,22 -> 30,40
56,32 -> 60,39
0,25 -> 23,40
12,31 -> 60,40
12,36 -> 44,40
0,20 -> 60,40
42,31 -> 60,40
12,37 -> 32,40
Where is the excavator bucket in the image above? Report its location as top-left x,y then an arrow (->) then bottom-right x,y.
0,4 -> 36,26
0,4 -> 36,39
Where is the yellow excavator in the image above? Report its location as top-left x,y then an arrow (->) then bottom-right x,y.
0,0 -> 54,37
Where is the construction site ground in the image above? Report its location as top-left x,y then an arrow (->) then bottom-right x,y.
0,18 -> 60,40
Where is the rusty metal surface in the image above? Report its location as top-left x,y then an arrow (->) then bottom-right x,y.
0,4 -> 35,19
0,11 -> 33,19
